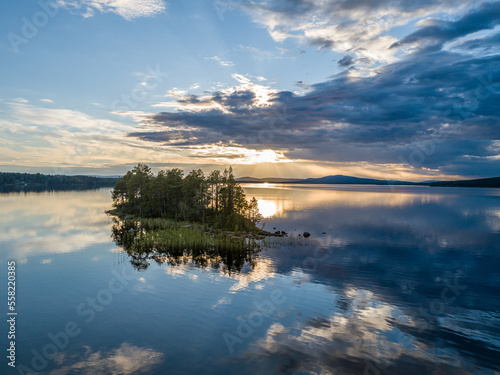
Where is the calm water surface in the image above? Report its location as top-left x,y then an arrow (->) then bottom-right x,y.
1,185 -> 499,374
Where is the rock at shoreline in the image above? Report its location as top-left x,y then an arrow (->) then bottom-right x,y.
303,232 -> 311,238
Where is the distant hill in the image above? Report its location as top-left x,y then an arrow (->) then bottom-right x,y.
302,175 -> 421,185
238,174 -> 500,187
236,176 -> 303,183
429,177 -> 500,188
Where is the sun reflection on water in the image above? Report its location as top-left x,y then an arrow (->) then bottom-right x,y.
257,200 -> 278,218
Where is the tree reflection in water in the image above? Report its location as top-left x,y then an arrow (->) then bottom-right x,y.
111,218 -> 262,274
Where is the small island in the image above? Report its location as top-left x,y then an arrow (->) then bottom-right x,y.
108,164 -> 292,266
109,164 -> 262,231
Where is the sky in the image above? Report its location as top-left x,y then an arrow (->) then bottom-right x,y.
0,0 -> 499,180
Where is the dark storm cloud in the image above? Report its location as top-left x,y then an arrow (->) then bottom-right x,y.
131,2 -> 500,177
455,31 -> 500,51
337,55 -> 355,67
392,1 -> 500,49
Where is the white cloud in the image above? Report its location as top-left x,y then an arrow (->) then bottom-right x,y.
40,98 -> 54,103
248,287 -> 420,371
205,56 -> 235,67
12,98 -> 28,103
165,264 -> 187,278
236,44 -> 287,60
165,88 -> 188,98
0,189 -> 114,263
0,103 -> 186,172
57,0 -> 167,21
11,103 -> 130,132
46,343 -> 163,374
111,109 -> 155,123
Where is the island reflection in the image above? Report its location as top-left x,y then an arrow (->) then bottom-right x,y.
111,218 -> 262,274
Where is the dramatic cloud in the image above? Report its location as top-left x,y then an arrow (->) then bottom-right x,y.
57,0 -> 167,20
130,3 -> 500,177
392,1 -> 500,50
5,1 -> 498,178
453,31 -> 500,52
218,0 -> 478,63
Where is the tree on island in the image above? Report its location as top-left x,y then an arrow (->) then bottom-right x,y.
111,164 -> 262,231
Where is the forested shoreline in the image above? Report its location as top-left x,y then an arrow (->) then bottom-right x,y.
0,171 -> 119,191
429,177 -> 500,188
111,164 -> 262,231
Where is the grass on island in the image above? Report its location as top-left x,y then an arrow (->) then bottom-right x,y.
112,216 -> 263,253
109,214 -> 309,273
110,216 -> 264,273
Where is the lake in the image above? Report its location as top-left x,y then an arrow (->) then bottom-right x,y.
1,185 -> 499,374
